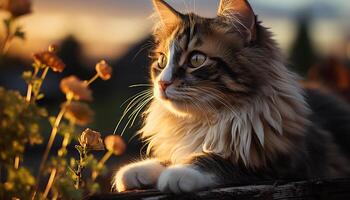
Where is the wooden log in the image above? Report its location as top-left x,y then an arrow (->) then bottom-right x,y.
86,178 -> 350,200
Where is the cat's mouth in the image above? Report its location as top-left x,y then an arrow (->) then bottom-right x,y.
154,85 -> 192,114
154,81 -> 176,100
158,89 -> 221,118
157,88 -> 180,103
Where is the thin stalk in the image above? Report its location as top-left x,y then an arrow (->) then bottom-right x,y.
58,120 -> 74,157
42,168 -> 57,200
75,146 -> 87,189
1,17 -> 13,55
49,128 -> 73,199
91,151 -> 113,181
40,106 -> 67,174
62,134 -> 69,149
52,192 -> 58,200
85,74 -> 99,86
26,84 -> 33,103
33,66 -> 49,101
32,99 -> 71,200
26,67 -> 40,103
1,35 -> 13,55
14,156 -> 20,170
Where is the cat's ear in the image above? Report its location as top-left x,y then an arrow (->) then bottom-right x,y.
217,0 -> 256,42
152,0 -> 181,28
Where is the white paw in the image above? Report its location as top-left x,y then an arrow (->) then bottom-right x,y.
112,160 -> 165,192
157,165 -> 216,194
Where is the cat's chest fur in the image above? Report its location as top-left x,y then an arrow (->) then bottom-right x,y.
141,102 -> 211,164
140,91 -> 307,167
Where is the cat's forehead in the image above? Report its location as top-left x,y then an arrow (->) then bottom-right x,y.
154,15 -> 245,57
155,15 -> 207,49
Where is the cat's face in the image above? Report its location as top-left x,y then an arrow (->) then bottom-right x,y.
150,0 -> 258,116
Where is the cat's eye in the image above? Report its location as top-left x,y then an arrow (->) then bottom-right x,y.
157,54 -> 167,69
190,53 -> 207,68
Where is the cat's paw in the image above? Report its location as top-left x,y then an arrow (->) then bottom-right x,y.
157,165 -> 216,194
112,160 -> 165,192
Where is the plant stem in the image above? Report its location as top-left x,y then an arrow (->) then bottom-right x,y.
85,73 -> 99,86
58,133 -> 70,157
91,151 -> 113,181
75,146 -> 87,189
40,106 -> 66,171
32,99 -> 71,200
1,35 -> 13,55
42,168 -> 57,200
14,156 -> 20,170
1,17 -> 13,55
26,67 -> 40,103
26,84 -> 33,103
49,128 -> 73,199
52,192 -> 58,200
33,66 -> 49,101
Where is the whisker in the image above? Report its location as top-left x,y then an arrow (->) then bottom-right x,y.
129,84 -> 152,88
132,42 -> 153,61
193,0 -> 196,13
139,141 -> 149,160
181,0 -> 191,14
121,97 -> 153,136
129,97 -> 153,128
121,89 -> 151,108
119,92 -> 152,127
113,90 -> 152,134
128,95 -> 153,126
123,90 -> 151,111
122,93 -> 151,123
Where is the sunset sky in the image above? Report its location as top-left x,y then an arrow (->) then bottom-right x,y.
5,0 -> 350,60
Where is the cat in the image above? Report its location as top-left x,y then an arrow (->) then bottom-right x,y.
112,0 -> 350,194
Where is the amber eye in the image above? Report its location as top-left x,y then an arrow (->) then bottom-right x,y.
157,54 -> 167,69
190,52 -> 207,68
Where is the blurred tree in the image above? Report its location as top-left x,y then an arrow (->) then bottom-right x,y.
289,13 -> 317,77
57,35 -> 91,78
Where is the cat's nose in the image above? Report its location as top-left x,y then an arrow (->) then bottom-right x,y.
158,80 -> 172,91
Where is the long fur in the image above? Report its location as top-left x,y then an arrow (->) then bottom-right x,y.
114,0 -> 350,193
141,22 -> 310,168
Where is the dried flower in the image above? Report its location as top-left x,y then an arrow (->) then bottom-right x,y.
63,102 -> 94,126
104,135 -> 126,155
60,76 -> 93,101
0,0 -> 31,17
95,60 -> 112,80
79,129 -> 104,150
33,50 -> 65,72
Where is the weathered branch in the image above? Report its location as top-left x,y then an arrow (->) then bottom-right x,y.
87,178 -> 350,200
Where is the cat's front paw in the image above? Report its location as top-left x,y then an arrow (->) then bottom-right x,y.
112,160 -> 165,192
157,165 -> 216,194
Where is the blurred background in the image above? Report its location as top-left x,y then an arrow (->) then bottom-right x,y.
1,0 -> 350,192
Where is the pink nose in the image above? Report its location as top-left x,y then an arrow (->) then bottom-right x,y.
158,81 -> 172,91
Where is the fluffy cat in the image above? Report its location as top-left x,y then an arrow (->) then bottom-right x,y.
113,0 -> 350,194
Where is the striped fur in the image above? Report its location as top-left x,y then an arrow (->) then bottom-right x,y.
113,0 -> 350,193
143,0 -> 309,168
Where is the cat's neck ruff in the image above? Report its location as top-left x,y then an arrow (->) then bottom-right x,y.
140,61 -> 310,168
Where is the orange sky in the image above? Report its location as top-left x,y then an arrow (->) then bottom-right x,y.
3,0 -> 349,60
